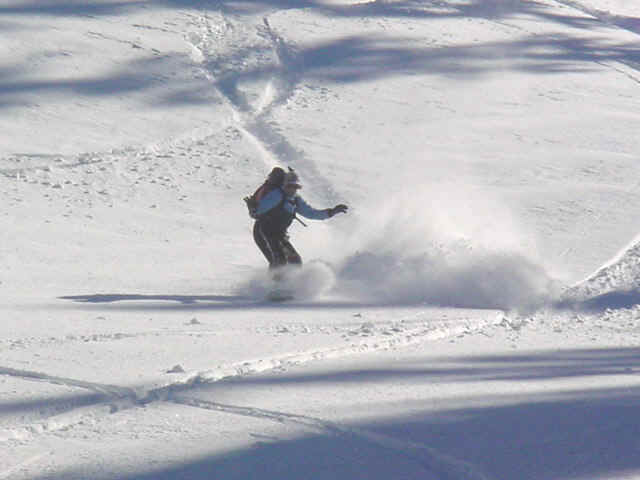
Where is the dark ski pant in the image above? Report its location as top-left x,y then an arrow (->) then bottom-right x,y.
253,222 -> 302,269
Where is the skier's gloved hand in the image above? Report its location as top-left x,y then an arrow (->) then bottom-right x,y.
328,204 -> 348,217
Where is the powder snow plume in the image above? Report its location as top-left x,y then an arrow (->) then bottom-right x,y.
238,261 -> 336,300
329,184 -> 558,311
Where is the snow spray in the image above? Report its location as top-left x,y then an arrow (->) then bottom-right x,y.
329,183 -> 558,311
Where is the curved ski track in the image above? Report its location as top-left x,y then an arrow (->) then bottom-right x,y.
187,11 -> 342,204
0,310 -> 504,478
553,0 -> 640,85
6,5 -> 600,478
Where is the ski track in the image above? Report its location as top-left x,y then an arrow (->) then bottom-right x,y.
553,0 -> 640,37
186,10 -> 342,204
0,311 -> 504,445
171,396 -> 493,480
550,0 -> 640,80
1,3 -> 638,479
548,0 -> 640,264
0,310 -> 502,479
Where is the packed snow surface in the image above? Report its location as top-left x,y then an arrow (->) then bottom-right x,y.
2,0 -> 640,479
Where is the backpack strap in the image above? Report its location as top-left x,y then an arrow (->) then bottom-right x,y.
292,197 -> 307,227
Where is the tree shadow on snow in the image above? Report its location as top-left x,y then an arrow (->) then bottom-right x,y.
115,387 -> 640,480
207,346 -> 640,386
3,0 -> 640,111
16,346 -> 640,480
0,54 -> 203,109
0,391 -> 110,424
0,1 -> 144,16
5,33 -> 637,111
282,34 -> 640,81
556,289 -> 640,313
7,0 -> 640,38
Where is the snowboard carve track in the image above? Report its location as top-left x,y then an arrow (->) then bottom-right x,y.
553,0 -> 640,38
0,366 -> 134,399
550,0 -> 640,82
187,11 -> 340,203
170,396 -> 494,480
0,311 -> 504,444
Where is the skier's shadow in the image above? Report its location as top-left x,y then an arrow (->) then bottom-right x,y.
57,293 -> 381,311
59,293 -> 251,306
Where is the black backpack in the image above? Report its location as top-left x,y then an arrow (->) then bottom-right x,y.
244,167 -> 286,218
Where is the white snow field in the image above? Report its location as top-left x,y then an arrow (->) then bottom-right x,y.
2,0 -> 640,478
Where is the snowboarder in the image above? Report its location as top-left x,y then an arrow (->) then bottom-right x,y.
252,168 -> 348,270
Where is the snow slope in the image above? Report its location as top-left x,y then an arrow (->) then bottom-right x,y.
2,0 -> 640,478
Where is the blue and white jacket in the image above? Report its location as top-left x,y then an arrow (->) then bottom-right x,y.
255,188 -> 329,234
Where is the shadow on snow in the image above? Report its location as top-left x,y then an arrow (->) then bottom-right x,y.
2,33 -> 638,109
59,293 -> 253,305
556,289 -> 640,313
0,55 -> 203,109
56,293 -> 447,311
4,0 -> 640,37
2,1 -> 640,109
57,282 -> 640,312
9,346 -> 640,480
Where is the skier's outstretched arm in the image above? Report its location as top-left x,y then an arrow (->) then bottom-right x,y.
296,197 -> 348,220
